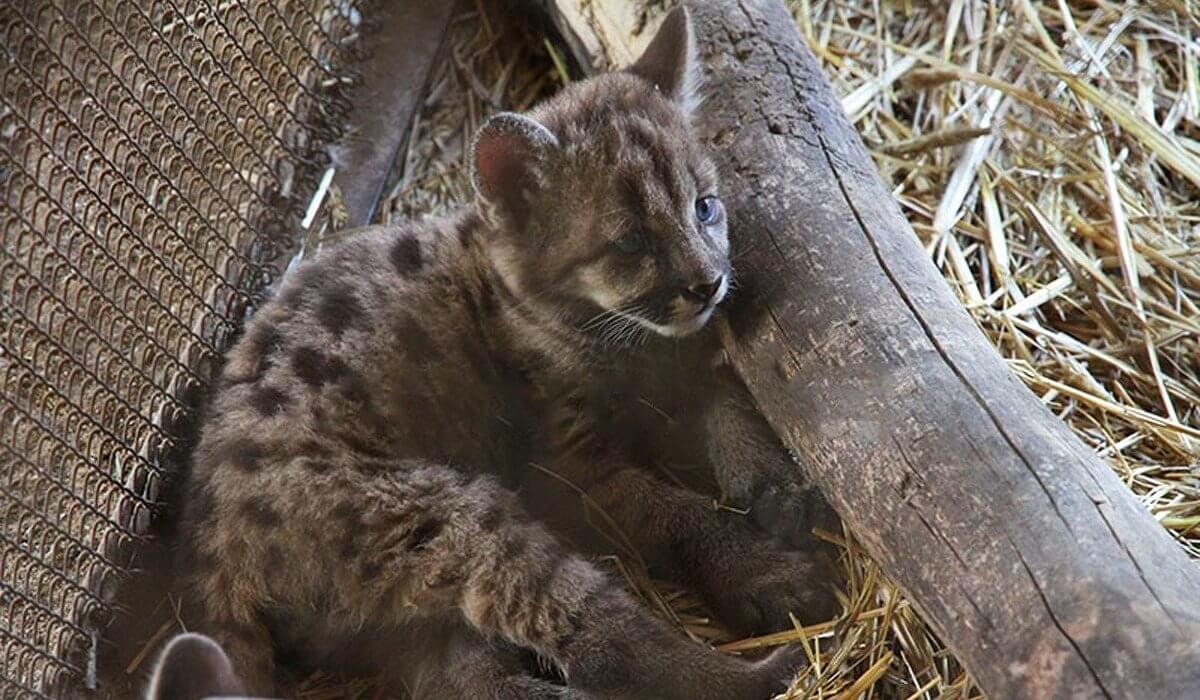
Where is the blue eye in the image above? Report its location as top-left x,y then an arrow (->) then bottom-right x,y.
695,196 -> 722,224
614,232 -> 644,254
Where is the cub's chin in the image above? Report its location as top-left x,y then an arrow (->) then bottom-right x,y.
661,307 -> 717,337
633,305 -> 716,338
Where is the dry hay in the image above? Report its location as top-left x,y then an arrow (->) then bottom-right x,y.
766,0 -> 1199,697
300,0 -> 1200,698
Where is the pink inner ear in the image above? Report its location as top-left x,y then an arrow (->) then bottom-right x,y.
476,132 -> 529,202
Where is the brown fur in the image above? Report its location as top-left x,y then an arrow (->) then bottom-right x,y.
178,8 -> 835,699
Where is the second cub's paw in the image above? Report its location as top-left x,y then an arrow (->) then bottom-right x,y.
508,677 -> 591,699
702,542 -> 840,636
748,480 -> 839,549
749,643 -> 809,696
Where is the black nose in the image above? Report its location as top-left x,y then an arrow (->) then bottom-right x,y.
683,276 -> 724,305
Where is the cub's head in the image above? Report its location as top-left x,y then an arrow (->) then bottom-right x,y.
145,633 -> 255,700
472,7 -> 729,340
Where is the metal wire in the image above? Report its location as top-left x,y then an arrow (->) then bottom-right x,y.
0,0 -> 365,695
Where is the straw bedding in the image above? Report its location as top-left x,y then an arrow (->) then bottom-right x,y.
254,0 -> 1200,697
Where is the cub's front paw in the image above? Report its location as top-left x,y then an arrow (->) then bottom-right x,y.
749,643 -> 809,697
700,537 -> 840,636
748,479 -> 839,549
509,676 -> 592,699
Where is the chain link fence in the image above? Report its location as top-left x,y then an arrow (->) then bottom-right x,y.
0,0 -> 366,695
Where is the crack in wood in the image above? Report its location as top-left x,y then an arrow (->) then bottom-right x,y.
1008,535 -> 1114,699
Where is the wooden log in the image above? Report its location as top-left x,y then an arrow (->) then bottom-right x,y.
538,1 -> 1200,698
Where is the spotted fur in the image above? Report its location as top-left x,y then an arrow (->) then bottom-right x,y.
179,8 -> 835,699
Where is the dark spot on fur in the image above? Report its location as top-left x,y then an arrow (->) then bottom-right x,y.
337,430 -> 389,459
225,323 -> 283,385
361,405 -> 393,438
396,315 -> 437,362
338,532 -> 361,560
291,346 -> 349,387
291,346 -> 326,386
333,508 -> 364,556
265,544 -> 285,569
338,368 -> 372,405
248,384 -> 289,417
315,285 -> 365,338
331,501 -> 358,524
254,325 -> 283,366
301,458 -> 332,474
297,440 -> 333,458
478,283 -> 499,317
354,457 -> 392,474
212,439 -> 268,473
479,504 -> 505,531
359,559 -> 383,580
390,236 -> 423,276
231,443 -> 267,473
240,496 -> 282,528
328,355 -> 350,376
498,531 -> 528,560
407,519 -> 443,550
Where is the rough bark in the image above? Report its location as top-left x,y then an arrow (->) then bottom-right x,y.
540,1 -> 1200,698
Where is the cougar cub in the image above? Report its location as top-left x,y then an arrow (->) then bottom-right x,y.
180,8 -> 835,698
146,634 -> 248,700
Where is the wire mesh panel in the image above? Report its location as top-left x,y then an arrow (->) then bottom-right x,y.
0,0 -> 364,695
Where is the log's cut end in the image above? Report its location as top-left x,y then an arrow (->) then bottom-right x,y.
542,1 -> 1200,698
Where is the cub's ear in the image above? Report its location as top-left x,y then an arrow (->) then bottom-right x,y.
627,5 -> 699,114
146,633 -> 247,700
472,112 -> 559,228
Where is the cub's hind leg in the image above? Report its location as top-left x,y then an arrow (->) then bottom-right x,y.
297,460 -> 797,700
189,456 -> 795,699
